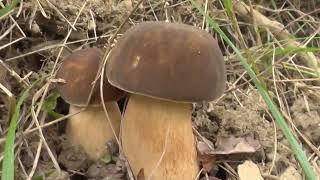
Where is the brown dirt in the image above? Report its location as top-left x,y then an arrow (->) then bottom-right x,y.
0,0 -> 319,179
193,90 -> 320,178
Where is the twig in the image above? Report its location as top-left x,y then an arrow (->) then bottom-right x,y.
31,84 -> 61,173
26,114 -> 46,180
0,108 -> 84,145
44,0 -> 77,30
89,9 -> 97,41
0,82 -> 13,98
0,59 -> 30,86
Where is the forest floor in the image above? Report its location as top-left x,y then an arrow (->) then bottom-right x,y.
0,0 -> 319,179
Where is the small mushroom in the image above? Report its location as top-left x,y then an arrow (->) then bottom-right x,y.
56,48 -> 125,160
106,22 -> 226,179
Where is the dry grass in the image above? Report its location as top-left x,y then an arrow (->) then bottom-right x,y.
0,0 -> 319,179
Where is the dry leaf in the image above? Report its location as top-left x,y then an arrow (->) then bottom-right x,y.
238,161 -> 263,180
213,133 -> 261,154
196,133 -> 261,172
197,152 -> 216,173
197,138 -> 217,172
197,141 -> 213,155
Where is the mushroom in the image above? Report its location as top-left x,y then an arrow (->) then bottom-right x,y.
106,22 -> 226,179
56,48 -> 125,160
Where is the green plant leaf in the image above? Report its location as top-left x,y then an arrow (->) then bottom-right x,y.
42,93 -> 60,111
1,78 -> 44,180
2,85 -> 34,180
0,0 -> 20,18
42,92 -> 63,119
32,175 -> 45,180
101,153 -> 112,164
266,47 -> 320,58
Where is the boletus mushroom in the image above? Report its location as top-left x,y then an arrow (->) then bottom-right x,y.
106,22 -> 226,179
56,48 -> 125,160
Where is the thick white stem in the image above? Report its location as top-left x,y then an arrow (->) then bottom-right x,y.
67,101 -> 121,160
121,94 -> 199,180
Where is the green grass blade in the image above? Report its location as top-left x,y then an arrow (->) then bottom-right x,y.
267,47 -> 320,58
189,0 -> 317,179
0,0 -> 20,18
222,0 -> 232,19
1,78 -> 42,180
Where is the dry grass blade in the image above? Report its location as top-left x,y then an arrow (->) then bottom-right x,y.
25,114 -> 46,180
30,83 -> 61,173
0,108 -> 84,145
43,0 -> 77,30
232,0 -> 320,77
1,0 -> 319,179
0,60 -> 30,86
190,0 -> 317,179
0,83 -> 13,100
0,82 -> 15,118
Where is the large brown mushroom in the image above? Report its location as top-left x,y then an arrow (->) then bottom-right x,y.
106,22 -> 226,179
56,48 -> 125,160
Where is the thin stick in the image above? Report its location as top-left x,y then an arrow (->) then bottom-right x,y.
99,51 -> 121,147
35,0 -> 50,19
26,114 -> 47,180
0,82 -> 13,98
0,108 -> 84,145
44,0 -> 77,30
26,138 -> 42,180
21,4 -> 89,175
31,85 -> 61,173
269,119 -> 278,175
89,9 -> 97,41
4,35 -> 112,62
0,59 -> 30,86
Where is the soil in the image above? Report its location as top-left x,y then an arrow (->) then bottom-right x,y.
0,0 -> 319,180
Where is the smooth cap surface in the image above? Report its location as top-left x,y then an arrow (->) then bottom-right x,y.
56,48 -> 125,107
106,22 -> 226,102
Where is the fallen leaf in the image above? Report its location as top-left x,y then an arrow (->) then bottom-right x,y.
197,141 -> 213,155
197,138 -> 217,172
238,161 -> 263,180
196,133 -> 261,172
213,133 -> 261,154
198,152 -> 216,173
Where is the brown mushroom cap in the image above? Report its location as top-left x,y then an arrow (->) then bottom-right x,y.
106,22 -> 226,102
56,48 -> 125,107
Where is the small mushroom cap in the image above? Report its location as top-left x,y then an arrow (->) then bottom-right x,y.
106,22 -> 226,102
56,48 -> 125,107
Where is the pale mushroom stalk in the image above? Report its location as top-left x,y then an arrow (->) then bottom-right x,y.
106,22 -> 226,179
67,102 -> 121,160
56,48 -> 125,160
122,94 -> 198,179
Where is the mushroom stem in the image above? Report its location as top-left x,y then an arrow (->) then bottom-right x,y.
121,94 -> 199,179
67,102 -> 121,160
